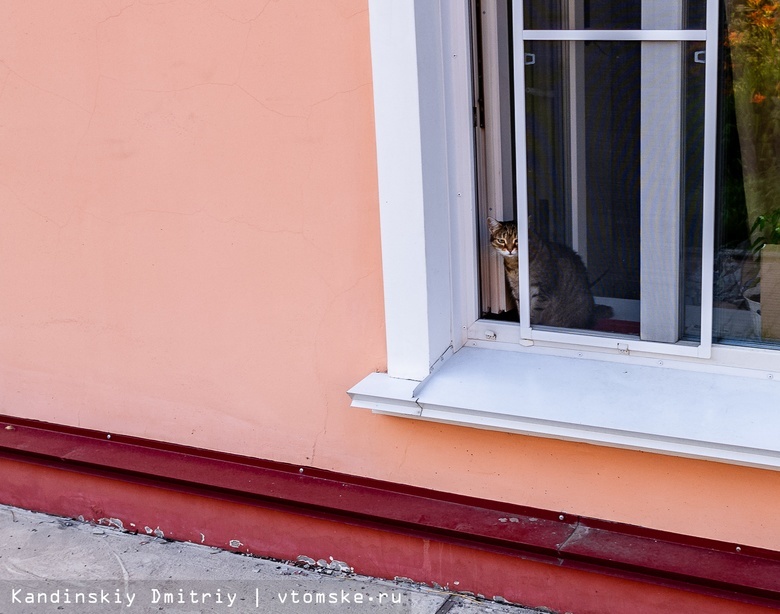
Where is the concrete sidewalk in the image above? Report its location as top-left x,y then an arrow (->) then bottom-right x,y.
0,505 -> 546,614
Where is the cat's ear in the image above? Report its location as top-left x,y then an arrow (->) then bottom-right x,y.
487,217 -> 500,234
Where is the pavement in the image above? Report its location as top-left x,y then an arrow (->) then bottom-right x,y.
0,504 -> 547,614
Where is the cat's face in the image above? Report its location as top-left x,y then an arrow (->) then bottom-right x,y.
487,217 -> 518,257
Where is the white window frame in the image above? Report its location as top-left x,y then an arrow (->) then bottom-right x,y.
500,7 -> 718,358
350,0 -> 780,471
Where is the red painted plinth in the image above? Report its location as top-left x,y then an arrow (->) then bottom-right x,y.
0,416 -> 778,614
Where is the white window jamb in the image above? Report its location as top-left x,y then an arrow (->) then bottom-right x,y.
367,0 -> 478,383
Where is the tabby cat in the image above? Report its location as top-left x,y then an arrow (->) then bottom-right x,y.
487,217 -> 613,329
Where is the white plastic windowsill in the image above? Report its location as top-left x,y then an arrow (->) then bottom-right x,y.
349,346 -> 780,470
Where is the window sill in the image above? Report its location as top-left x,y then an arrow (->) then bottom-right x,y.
349,346 -> 780,470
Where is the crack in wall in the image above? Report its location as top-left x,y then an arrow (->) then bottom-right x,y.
0,60 -> 93,115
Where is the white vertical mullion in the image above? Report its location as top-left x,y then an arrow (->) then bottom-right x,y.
697,0 -> 720,358
512,0 -> 533,334
640,3 -> 684,343
569,76 -> 587,256
639,43 -> 683,342
566,2 -> 587,257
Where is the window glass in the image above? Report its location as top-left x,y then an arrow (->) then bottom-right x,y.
518,40 -> 705,340
682,40 -> 707,341
713,0 -> 780,345
522,1 -> 706,30
524,40 -> 640,332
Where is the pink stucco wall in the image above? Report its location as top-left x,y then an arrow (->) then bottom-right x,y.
1,0 -> 779,552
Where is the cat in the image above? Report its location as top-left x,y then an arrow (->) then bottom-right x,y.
487,217 -> 613,329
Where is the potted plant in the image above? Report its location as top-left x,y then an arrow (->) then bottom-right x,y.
750,207 -> 780,339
